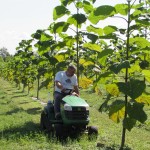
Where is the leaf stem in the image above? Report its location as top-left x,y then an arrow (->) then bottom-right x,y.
111,16 -> 128,23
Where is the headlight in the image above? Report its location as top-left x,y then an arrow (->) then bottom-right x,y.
64,104 -> 72,111
85,105 -> 89,111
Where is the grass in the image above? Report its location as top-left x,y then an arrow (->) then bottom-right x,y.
0,78 -> 150,150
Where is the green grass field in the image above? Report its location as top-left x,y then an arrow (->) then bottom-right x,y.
0,78 -> 150,150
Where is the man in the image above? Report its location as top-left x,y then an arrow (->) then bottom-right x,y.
54,64 -> 79,119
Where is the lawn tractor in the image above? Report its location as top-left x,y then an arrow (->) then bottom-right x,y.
40,92 -> 98,139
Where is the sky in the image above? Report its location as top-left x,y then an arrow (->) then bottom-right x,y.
0,0 -> 130,55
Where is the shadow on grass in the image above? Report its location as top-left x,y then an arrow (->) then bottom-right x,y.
26,107 -> 42,115
5,107 -> 42,115
11,94 -> 28,99
0,96 -> 5,99
1,121 -> 41,139
13,91 -> 24,94
96,143 -> 132,150
6,108 -> 24,115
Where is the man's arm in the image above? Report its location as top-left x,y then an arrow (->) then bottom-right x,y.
55,81 -> 63,90
74,85 -> 79,96
55,81 -> 66,92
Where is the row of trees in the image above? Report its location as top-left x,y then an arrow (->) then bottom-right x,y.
0,47 -> 11,61
0,0 -> 150,149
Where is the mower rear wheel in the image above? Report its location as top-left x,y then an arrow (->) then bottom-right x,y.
55,124 -> 64,139
40,111 -> 54,134
40,111 -> 46,130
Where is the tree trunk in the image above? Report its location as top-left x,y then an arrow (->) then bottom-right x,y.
37,77 -> 40,99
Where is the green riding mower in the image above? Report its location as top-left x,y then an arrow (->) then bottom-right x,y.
40,93 -> 98,139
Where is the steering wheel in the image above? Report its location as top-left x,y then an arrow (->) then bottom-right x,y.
61,89 -> 73,95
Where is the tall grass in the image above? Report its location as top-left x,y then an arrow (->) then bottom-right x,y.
0,78 -> 150,150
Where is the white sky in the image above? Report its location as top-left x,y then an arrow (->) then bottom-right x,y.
0,0 -> 130,55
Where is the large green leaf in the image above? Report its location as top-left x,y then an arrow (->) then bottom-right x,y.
53,5 -> 70,21
114,4 -> 128,15
90,0 -> 96,3
83,43 -> 101,52
52,41 -> 66,50
129,37 -> 150,48
86,25 -> 103,36
98,49 -> 113,59
67,14 -> 87,27
31,30 -> 43,40
60,0 -> 74,6
136,94 -> 150,105
127,102 -> 147,123
64,36 -> 76,47
76,1 -> 83,8
87,33 -> 98,43
40,33 -> 53,42
109,100 -> 125,123
123,117 -> 136,131
103,26 -> 118,35
52,22 -> 70,33
128,64 -> 140,74
83,1 -> 94,14
99,34 -> 117,39
131,10 -> 141,18
88,5 -> 115,24
79,58 -> 94,66
106,84 -> 119,96
142,70 -> 150,83
98,56 -> 107,66
93,72 -> 112,88
135,18 -> 150,27
117,79 -> 146,99
54,54 -> 66,62
109,61 -> 130,74
48,56 -> 58,65
37,45 -> 51,56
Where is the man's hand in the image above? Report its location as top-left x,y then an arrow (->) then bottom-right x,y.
71,92 -> 79,97
61,88 -> 66,93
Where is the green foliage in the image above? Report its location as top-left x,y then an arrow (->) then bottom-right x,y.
129,37 -> 150,48
53,5 -> 70,20
142,70 -> 150,82
106,84 -> 119,96
109,61 -> 130,74
109,100 -> 125,123
127,102 -> 147,123
86,25 -> 103,36
136,94 -> 150,105
60,0 -> 75,6
123,117 -> 136,131
52,22 -> 70,33
88,5 -> 116,24
83,43 -> 101,52
83,0 -> 94,14
103,26 -> 118,35
117,79 -> 146,99
114,4 -> 128,15
67,14 -> 87,27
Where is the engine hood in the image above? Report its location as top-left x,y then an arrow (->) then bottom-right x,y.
62,95 -> 89,107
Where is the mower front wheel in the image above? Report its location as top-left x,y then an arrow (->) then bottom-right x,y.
88,126 -> 98,140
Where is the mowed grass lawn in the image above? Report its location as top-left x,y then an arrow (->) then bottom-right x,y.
0,78 -> 150,150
